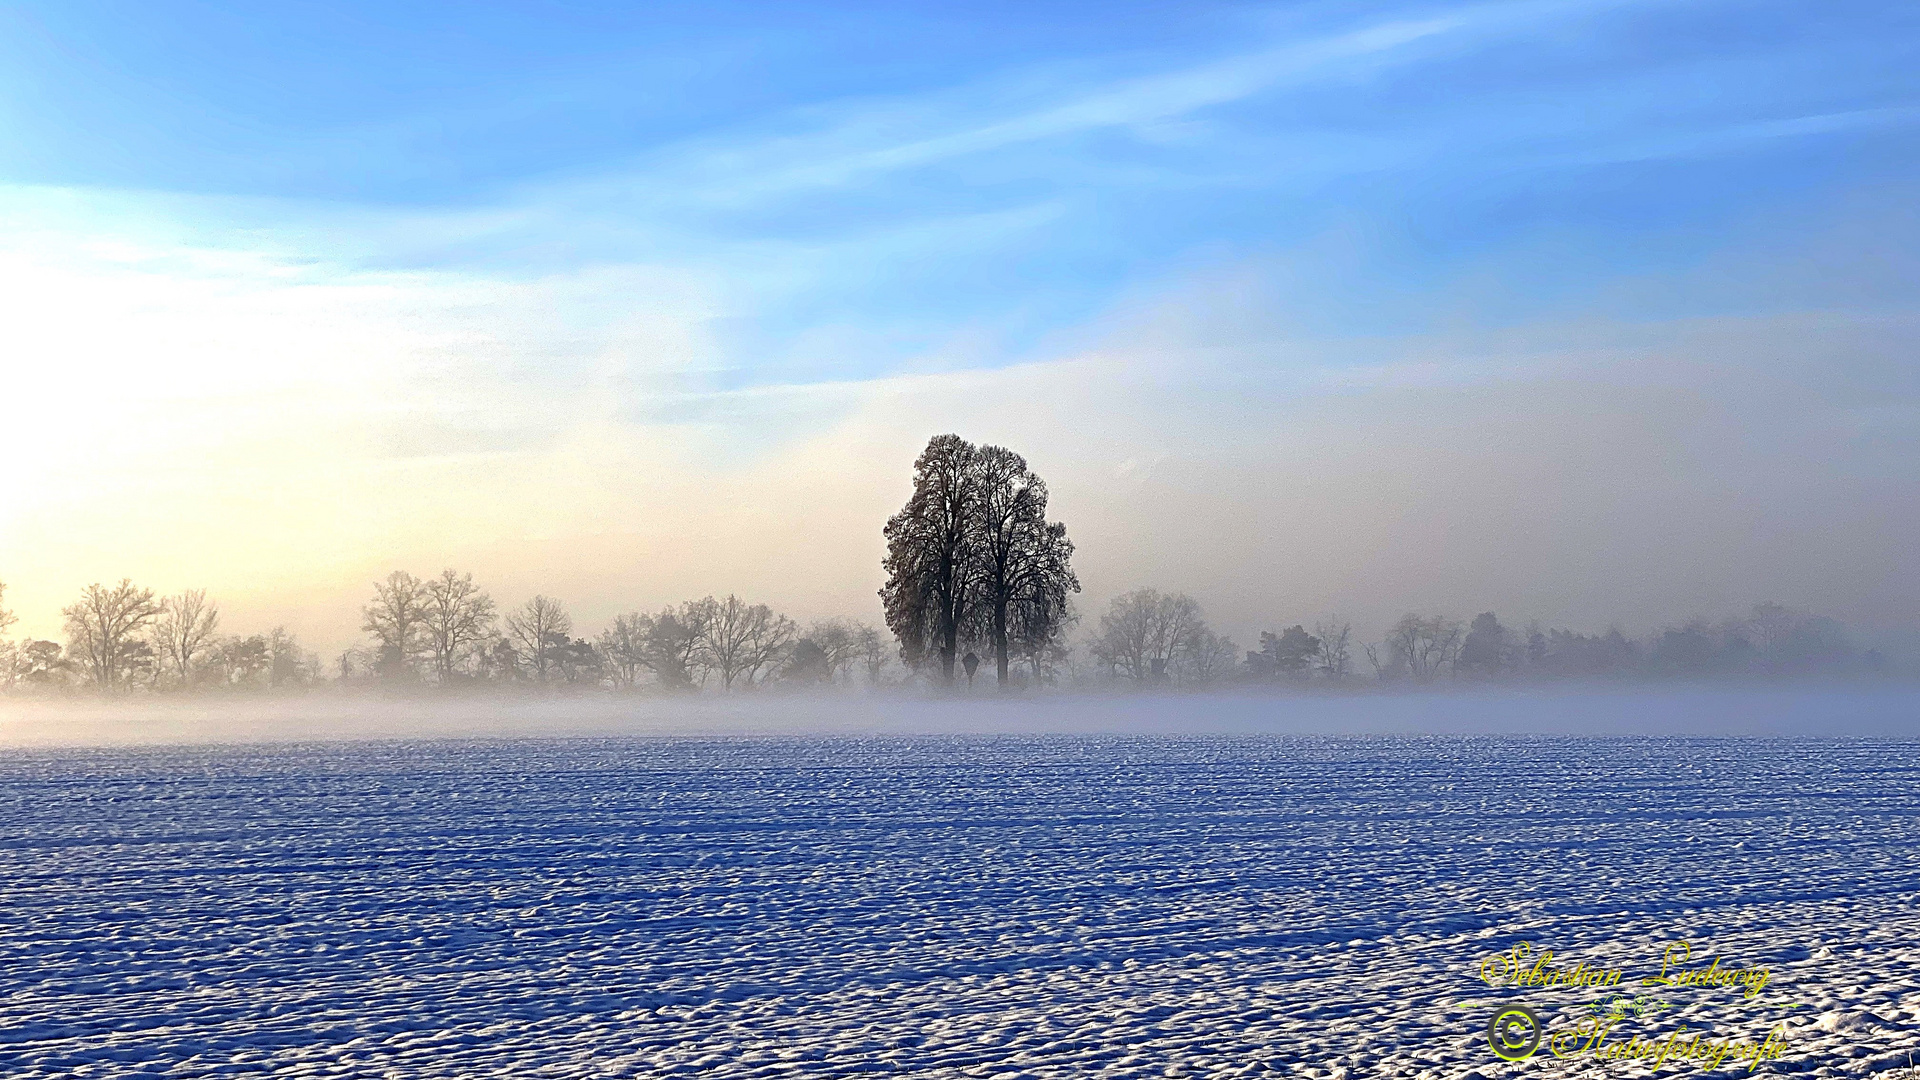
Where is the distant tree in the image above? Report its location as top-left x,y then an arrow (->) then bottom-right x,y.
1738,602 -> 1857,675
0,581 -> 17,691
798,618 -> 865,683
968,444 -> 1079,687
151,589 -> 220,688
1648,621 -> 1722,677
1012,600 -> 1078,686
1456,612 -> 1510,679
211,634 -> 271,687
856,623 -> 892,687
1382,614 -> 1465,682
784,638 -> 833,682
881,434 -> 983,685
421,570 -> 496,684
362,571 -> 429,680
484,638 -> 522,682
1177,626 -> 1239,685
0,580 -> 16,641
1534,626 -> 1636,678
1249,625 -> 1319,680
506,596 -> 572,684
1090,588 -> 1207,684
120,639 -> 158,687
699,595 -> 796,690
63,580 -> 162,690
598,613 -> 650,689
1525,622 -> 1548,670
12,640 -> 68,686
641,603 -> 710,690
266,627 -> 318,688
1311,619 -> 1353,680
555,637 -> 604,685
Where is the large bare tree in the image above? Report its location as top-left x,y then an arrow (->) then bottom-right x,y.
969,444 -> 1078,687
63,580 -> 162,690
362,571 -> 429,679
506,595 -> 572,683
881,434 -> 983,685
151,589 -> 220,687
421,570 -> 496,683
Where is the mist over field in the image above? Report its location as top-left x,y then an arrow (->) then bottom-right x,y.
3,685 -> 1918,748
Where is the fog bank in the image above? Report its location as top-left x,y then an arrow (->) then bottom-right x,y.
3,685 -> 1916,748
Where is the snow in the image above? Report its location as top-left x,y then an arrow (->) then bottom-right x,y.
1,733 -> 1916,1077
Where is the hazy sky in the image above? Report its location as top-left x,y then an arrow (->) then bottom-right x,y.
2,0 -> 1916,656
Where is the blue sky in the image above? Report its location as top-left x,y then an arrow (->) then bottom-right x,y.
2,1 -> 1917,648
6,0 -> 1916,379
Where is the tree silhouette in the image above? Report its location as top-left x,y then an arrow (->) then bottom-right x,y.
422,570 -> 496,683
1090,588 -> 1207,683
969,444 -> 1078,687
698,594 -> 796,690
881,435 -> 983,685
152,589 -> 220,688
362,571 -> 429,680
507,596 -> 572,684
63,580 -> 161,690
598,612 -> 650,689
1456,612 -> 1510,679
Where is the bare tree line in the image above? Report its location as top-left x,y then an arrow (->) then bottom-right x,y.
0,572 -> 899,696
337,574 -> 893,693
0,579 -> 323,693
0,433 -> 1896,696
0,571 -> 1891,697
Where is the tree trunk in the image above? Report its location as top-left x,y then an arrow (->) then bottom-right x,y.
993,596 -> 1009,686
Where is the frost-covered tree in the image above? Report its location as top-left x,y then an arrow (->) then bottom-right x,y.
1176,626 -> 1238,686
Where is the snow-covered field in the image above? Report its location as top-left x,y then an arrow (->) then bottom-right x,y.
2,734 -> 1916,1078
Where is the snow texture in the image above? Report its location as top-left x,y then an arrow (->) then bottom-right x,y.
1,735 -> 1916,1078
